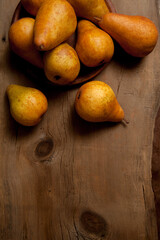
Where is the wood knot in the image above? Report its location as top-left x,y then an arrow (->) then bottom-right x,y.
2,36 -> 6,43
26,136 -> 55,164
35,137 -> 53,158
80,211 -> 107,238
34,137 -> 54,163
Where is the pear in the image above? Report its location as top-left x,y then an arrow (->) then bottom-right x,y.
7,85 -> 48,126
67,0 -> 109,24
44,43 -> 80,85
9,18 -> 43,68
34,0 -> 77,51
98,13 -> 158,57
21,0 -> 44,16
76,20 -> 114,67
75,81 -> 125,122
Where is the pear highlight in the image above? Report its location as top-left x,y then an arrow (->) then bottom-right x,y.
44,43 -> 80,85
98,13 -> 158,57
7,85 -> 48,126
76,20 -> 114,67
9,18 -> 43,68
75,81 -> 125,122
34,0 -> 77,51
67,0 -> 109,24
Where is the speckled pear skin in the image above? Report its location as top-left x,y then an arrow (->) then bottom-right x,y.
67,0 -> 109,24
34,0 -> 77,51
21,0 -> 44,16
7,85 -> 48,126
76,20 -> 114,67
43,43 -> 80,85
98,13 -> 158,57
75,81 -> 124,122
9,18 -> 43,68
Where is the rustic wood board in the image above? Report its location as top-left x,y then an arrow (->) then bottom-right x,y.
0,0 -> 160,239
152,106 -> 160,239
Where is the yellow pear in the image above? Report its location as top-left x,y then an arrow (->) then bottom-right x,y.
21,0 -> 44,16
9,18 -> 43,68
75,81 -> 125,122
34,0 -> 77,51
43,43 -> 80,85
67,0 -> 109,24
76,20 -> 114,67
7,85 -> 48,126
98,13 -> 158,57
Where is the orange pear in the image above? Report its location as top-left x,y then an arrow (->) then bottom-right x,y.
75,81 -> 125,122
21,0 -> 44,16
34,0 -> 77,51
67,0 -> 109,24
44,43 -> 80,85
98,13 -> 158,57
9,18 -> 43,68
76,20 -> 114,67
7,84 -> 48,126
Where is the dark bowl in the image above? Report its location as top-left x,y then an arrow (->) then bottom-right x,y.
11,0 -> 116,86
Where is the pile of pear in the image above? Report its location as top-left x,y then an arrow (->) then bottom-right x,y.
9,0 -> 158,85
7,0 -> 158,126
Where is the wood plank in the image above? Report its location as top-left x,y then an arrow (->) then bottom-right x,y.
0,0 -> 160,239
152,108 -> 160,239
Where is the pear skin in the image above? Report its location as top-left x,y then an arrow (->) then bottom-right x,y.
7,85 -> 48,126
34,0 -> 77,51
21,0 -> 44,16
75,81 -> 124,122
44,43 -> 80,85
76,20 -> 114,67
67,0 -> 109,24
98,13 -> 158,57
9,18 -> 43,68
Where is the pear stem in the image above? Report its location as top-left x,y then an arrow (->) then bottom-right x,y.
93,17 -> 102,22
123,117 -> 129,124
39,44 -> 44,50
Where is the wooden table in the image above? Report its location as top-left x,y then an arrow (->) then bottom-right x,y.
0,0 -> 160,239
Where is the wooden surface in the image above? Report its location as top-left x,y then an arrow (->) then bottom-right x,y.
152,107 -> 160,239
0,0 -> 160,240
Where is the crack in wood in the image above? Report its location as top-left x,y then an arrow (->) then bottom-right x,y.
73,216 -> 80,240
156,0 -> 160,17
116,66 -> 124,97
142,184 -> 151,240
22,222 -> 28,240
59,215 -> 64,240
142,184 -> 147,210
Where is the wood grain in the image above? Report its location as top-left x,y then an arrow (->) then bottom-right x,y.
0,0 -> 160,239
152,107 -> 160,239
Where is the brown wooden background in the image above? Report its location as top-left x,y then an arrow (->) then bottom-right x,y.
0,0 -> 160,239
